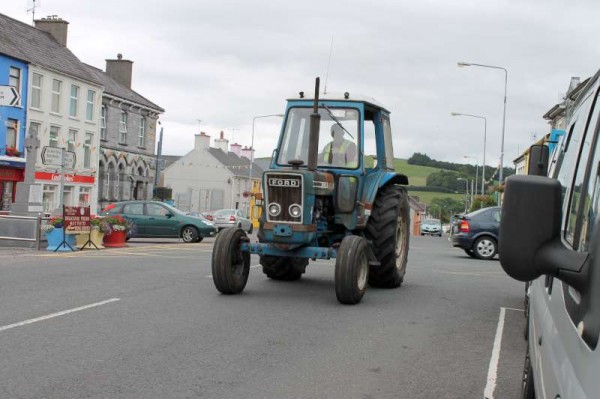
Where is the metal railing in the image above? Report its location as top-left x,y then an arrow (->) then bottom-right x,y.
0,214 -> 45,250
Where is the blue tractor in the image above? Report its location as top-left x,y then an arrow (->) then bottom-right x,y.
212,78 -> 410,304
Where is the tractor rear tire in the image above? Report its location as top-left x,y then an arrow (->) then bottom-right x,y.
260,255 -> 308,281
335,235 -> 369,305
212,228 -> 250,295
365,185 -> 410,288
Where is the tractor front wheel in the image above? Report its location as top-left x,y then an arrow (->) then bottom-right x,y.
212,228 -> 250,295
335,235 -> 369,304
365,185 -> 410,288
260,255 -> 308,281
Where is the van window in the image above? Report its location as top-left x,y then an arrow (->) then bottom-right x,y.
556,91 -> 596,245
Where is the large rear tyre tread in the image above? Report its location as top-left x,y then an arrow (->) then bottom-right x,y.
365,185 -> 410,288
211,228 -> 250,295
260,255 -> 308,281
335,235 -> 369,305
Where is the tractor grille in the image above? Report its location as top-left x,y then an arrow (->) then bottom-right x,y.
265,173 -> 303,223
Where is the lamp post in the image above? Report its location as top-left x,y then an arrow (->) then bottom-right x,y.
153,121 -> 163,199
457,177 -> 469,212
248,114 -> 284,212
451,112 -> 487,195
457,62 -> 507,201
463,155 -> 478,202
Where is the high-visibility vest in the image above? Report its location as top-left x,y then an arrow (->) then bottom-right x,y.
323,140 -> 357,167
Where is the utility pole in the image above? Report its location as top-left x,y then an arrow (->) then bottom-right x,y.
153,122 -> 163,199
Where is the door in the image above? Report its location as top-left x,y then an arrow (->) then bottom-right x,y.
145,203 -> 179,236
122,202 -> 147,236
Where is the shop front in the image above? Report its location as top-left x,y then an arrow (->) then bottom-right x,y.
0,162 -> 25,213
34,171 -> 96,215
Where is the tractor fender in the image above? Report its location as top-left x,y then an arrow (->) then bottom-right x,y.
359,172 -> 409,226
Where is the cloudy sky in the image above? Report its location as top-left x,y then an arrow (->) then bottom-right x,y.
3,0 -> 600,170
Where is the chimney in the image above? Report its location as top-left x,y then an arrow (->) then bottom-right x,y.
230,143 -> 242,157
241,146 -> 254,160
35,16 -> 69,47
214,131 -> 229,152
106,53 -> 134,89
194,132 -> 210,150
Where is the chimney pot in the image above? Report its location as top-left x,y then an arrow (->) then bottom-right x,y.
105,54 -> 134,89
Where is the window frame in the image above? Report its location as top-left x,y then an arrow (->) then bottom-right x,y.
9,67 -> 21,98
86,90 -> 95,121
84,132 -> 93,169
67,129 -> 77,154
49,126 -> 60,148
5,119 -> 18,148
119,111 -> 128,144
138,117 -> 146,148
51,79 -> 62,114
31,73 -> 43,109
69,84 -> 79,118
100,106 -> 107,140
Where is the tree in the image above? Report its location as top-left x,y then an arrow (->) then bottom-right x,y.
469,195 -> 496,211
427,197 -> 465,223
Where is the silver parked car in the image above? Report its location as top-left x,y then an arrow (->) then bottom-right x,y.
213,209 -> 253,233
420,218 -> 442,237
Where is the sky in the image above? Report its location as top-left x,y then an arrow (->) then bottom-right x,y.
3,0 -> 600,170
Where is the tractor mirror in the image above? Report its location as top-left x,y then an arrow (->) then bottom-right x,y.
336,176 -> 358,213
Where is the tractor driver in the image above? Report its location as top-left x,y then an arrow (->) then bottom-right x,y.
320,124 -> 357,168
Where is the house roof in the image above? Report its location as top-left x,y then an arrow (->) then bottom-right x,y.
0,13 -> 101,85
83,63 -> 164,112
207,147 -> 264,178
408,196 -> 427,213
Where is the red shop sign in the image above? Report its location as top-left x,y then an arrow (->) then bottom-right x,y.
0,168 -> 24,182
35,171 -> 95,184
64,206 -> 91,234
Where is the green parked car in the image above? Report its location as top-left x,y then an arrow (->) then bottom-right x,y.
101,201 -> 218,243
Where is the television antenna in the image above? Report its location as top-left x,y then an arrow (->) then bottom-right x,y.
323,36 -> 334,95
27,0 -> 40,25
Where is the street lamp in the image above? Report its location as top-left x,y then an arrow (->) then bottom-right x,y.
457,61 -> 507,200
457,177 -> 469,212
463,155 -> 478,202
451,112 -> 486,195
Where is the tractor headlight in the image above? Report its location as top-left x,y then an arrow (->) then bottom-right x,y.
289,204 -> 302,218
268,202 -> 281,217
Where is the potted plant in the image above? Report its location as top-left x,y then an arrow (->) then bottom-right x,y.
43,217 -> 77,251
103,215 -> 131,247
77,216 -> 109,249
5,147 -> 21,157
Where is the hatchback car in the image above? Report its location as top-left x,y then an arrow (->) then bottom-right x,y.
212,209 -> 253,233
102,201 -> 218,243
420,218 -> 442,236
451,206 -> 500,260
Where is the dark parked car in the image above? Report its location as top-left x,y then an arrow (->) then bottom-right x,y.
451,206 -> 500,260
102,201 -> 218,243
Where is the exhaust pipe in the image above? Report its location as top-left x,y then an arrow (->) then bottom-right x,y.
307,77 -> 320,171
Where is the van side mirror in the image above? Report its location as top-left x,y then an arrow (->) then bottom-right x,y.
527,144 -> 549,176
500,175 -> 587,291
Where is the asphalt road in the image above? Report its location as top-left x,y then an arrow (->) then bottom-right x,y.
0,235 -> 527,399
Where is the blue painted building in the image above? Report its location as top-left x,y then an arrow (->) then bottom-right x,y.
0,53 -> 28,211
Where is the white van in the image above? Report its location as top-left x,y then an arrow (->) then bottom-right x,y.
499,69 -> 600,399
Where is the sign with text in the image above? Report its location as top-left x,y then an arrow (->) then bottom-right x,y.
0,85 -> 20,106
64,206 -> 91,234
41,146 -> 76,169
35,171 -> 95,184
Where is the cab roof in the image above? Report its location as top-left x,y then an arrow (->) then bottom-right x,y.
287,91 -> 390,113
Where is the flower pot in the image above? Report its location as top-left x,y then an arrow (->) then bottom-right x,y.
46,228 -> 78,252
103,230 -> 128,247
77,230 -> 105,249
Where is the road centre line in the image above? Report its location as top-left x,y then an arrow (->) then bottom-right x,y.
0,298 -> 120,333
205,264 -> 261,278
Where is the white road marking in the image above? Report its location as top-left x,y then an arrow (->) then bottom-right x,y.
0,298 -> 120,333
483,307 -> 506,399
205,264 -> 261,278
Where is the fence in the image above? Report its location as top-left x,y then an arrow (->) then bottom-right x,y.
0,214 -> 45,250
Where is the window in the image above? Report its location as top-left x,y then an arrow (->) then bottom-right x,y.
31,73 -> 43,108
86,90 -> 95,121
69,85 -> 79,117
29,122 -> 41,142
42,184 -> 57,214
146,203 -> 168,216
78,187 -> 91,207
68,129 -> 77,154
138,117 -> 146,147
63,185 -> 73,206
119,111 -> 127,143
51,79 -> 62,113
100,106 -> 107,140
5,119 -> 17,148
556,91 -> 596,245
84,132 -> 93,168
49,126 -> 59,147
9,67 -> 21,97
123,203 -> 144,215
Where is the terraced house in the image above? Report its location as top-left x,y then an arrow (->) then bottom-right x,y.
0,14 -> 103,214
84,55 -> 164,211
